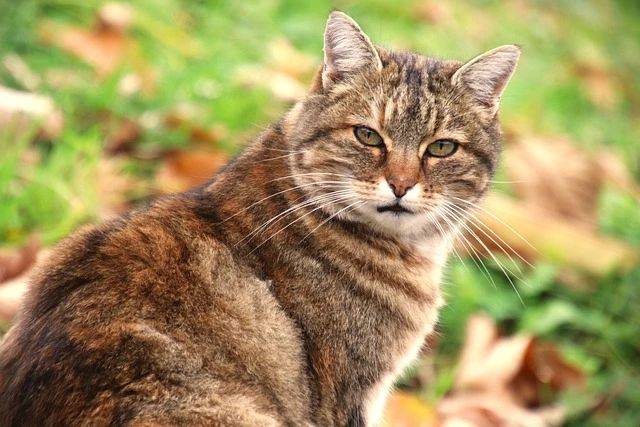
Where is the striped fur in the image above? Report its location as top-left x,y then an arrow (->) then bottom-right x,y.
0,12 -> 518,426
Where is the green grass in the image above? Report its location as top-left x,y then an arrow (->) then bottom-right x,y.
1,1 -> 639,425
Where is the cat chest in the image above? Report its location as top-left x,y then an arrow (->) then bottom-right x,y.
362,300 -> 441,426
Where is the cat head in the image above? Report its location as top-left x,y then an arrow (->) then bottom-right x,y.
286,11 -> 520,238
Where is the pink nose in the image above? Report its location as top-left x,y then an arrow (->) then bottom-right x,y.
386,175 -> 416,198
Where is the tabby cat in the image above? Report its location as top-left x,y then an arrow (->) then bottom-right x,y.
0,11 -> 519,426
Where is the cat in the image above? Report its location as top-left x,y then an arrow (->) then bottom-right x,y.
0,11 -> 519,427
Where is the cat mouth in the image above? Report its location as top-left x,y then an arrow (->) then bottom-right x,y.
376,203 -> 413,214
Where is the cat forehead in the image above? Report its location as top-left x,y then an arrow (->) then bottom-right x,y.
368,52 -> 462,115
358,53 -> 464,143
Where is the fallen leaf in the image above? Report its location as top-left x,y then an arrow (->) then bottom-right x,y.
0,236 -> 40,284
382,392 -> 437,427
39,3 -> 136,78
458,135 -> 639,276
462,192 -> 639,276
2,54 -> 41,91
40,20 -> 130,77
504,136 -> 602,228
97,2 -> 134,33
439,391 -> 565,427
96,158 -> 139,220
235,37 -> 316,103
0,276 -> 29,322
574,62 -> 620,111
155,149 -> 228,193
164,103 -> 228,145
514,341 -> 585,405
0,85 -> 64,140
413,1 -> 452,25
104,117 -> 141,155
236,66 -> 307,102
437,314 -> 583,427
597,151 -> 640,201
268,38 -> 316,79
0,249 -> 50,323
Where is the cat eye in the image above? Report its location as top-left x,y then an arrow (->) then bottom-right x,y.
354,126 -> 384,147
426,139 -> 458,158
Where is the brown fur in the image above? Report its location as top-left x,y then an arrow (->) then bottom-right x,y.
0,12 -> 519,426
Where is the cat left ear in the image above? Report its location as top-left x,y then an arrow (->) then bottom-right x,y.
451,45 -> 521,115
322,11 -> 382,90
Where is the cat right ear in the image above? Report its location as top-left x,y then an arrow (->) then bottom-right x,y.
451,45 -> 521,116
322,11 -> 382,90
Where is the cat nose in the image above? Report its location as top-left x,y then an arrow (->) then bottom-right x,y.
386,175 -> 416,198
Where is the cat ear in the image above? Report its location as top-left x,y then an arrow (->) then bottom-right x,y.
322,11 -> 382,89
451,45 -> 521,115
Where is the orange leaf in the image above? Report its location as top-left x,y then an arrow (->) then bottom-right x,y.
382,392 -> 438,427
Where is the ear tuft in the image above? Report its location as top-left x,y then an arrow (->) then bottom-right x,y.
322,11 -> 382,89
452,45 -> 521,114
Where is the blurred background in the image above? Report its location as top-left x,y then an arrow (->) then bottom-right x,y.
0,1 -> 639,425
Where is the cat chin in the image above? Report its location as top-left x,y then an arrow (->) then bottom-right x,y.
354,204 -> 439,239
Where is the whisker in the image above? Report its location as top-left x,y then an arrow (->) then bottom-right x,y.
450,196 -> 538,253
235,190 -> 354,246
441,203 -> 525,305
248,152 -> 306,164
263,147 -> 306,153
444,201 -> 533,270
427,210 -> 467,269
438,207 -> 498,289
218,180 -> 353,223
299,200 -> 364,243
249,194 -> 358,254
488,179 -> 529,184
266,172 -> 355,184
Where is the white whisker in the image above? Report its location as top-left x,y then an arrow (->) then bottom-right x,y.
441,203 -> 525,305
450,196 -> 538,253
249,194 -> 358,254
299,200 -> 364,243
236,190 -> 354,246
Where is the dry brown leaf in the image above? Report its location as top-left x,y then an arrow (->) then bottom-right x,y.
39,3 -> 135,78
268,38 -> 316,79
97,2 -> 134,33
504,136 -> 602,228
236,66 -> 307,102
40,21 -> 130,77
574,63 -> 620,111
513,341 -> 585,405
155,149 -> 228,193
438,314 -> 583,427
104,118 -> 141,155
463,192 -> 639,276
597,151 -> 640,200
0,276 -> 28,322
236,37 -> 316,102
2,54 -> 41,91
439,391 -> 565,427
0,249 -> 50,322
0,86 -> 64,140
382,392 -> 437,427
459,135 -> 639,275
0,236 -> 40,284
96,158 -> 139,220
164,103 -> 228,145
413,1 -> 452,25
455,315 -> 531,391
455,314 -> 498,385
